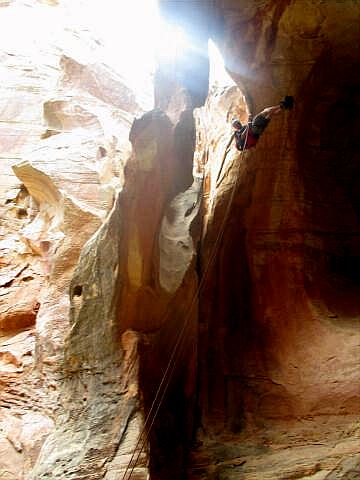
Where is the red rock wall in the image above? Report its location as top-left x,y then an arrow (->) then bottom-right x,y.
0,2 -> 138,478
191,1 -> 360,478
28,3 -> 207,478
1,1 -> 360,479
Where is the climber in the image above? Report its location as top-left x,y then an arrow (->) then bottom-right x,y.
232,95 -> 294,151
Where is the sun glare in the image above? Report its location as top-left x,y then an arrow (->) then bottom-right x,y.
65,0 -> 190,109
74,0 -> 161,109
208,39 -> 236,88
156,21 -> 188,63
0,1 -> 234,110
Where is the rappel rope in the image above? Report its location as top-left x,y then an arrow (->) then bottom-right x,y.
121,125 -> 250,480
215,131 -> 235,186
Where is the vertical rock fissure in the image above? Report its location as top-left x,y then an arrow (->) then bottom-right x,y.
2,2 -> 360,480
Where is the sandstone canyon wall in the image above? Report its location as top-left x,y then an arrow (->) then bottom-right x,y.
191,1 -> 360,479
1,1 -> 203,479
0,1 -> 359,480
0,1 -> 139,478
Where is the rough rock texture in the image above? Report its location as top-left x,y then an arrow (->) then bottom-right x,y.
189,1 -> 360,479
1,1 -> 360,480
0,2 -> 136,478
30,107 -> 202,479
12,2 -> 204,479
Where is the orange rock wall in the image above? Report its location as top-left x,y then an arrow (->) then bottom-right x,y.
0,2 -> 137,478
1,1 -> 359,479
191,1 -> 360,478
199,0 -> 360,427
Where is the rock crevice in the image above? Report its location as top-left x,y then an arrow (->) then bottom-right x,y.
1,1 -> 360,479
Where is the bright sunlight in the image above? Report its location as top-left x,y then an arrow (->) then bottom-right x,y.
0,1 -> 233,109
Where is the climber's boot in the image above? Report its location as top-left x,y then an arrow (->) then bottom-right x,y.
280,95 -> 294,110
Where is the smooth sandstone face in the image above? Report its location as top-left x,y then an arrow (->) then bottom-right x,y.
190,1 -> 360,478
1,1 -> 360,479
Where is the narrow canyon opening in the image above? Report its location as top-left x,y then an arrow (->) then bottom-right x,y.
0,2 -> 359,480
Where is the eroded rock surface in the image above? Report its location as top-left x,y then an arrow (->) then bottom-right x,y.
190,1 -> 360,478
30,104 -> 203,478
0,2 -> 137,478
1,0 -> 360,479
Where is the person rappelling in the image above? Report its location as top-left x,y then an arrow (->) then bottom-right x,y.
232,95 -> 294,151
216,96 -> 294,186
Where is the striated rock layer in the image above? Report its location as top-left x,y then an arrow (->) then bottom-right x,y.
1,2 -> 204,479
1,1 -> 359,479
0,2 -> 137,478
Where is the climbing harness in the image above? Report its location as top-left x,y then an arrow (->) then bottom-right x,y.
122,127 -> 250,480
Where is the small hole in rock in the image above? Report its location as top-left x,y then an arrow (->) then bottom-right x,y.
16,207 -> 27,218
73,285 -> 83,297
185,202 -> 196,217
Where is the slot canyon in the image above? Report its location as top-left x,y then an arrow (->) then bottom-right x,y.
0,1 -> 359,479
